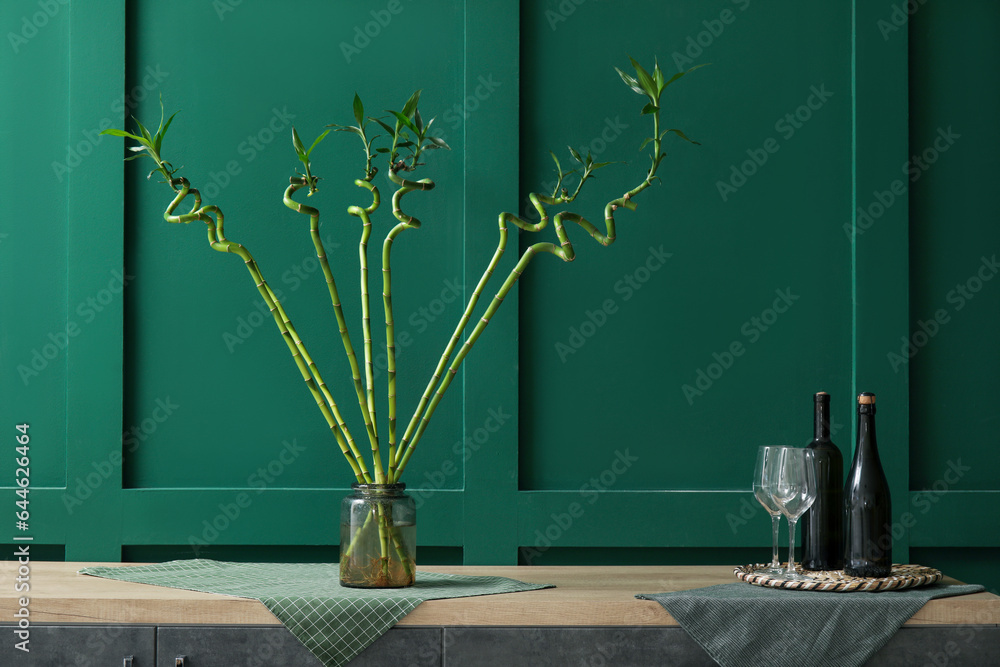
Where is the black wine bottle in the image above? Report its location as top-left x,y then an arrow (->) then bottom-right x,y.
843,392 -> 892,577
801,392 -> 844,571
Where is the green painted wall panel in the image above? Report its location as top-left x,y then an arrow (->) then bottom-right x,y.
907,491 -> 1000,547
909,0 -> 1000,493
64,0 -> 127,560
518,0 -> 854,492
0,0 -> 71,490
121,0 -> 469,492
903,0 -> 999,592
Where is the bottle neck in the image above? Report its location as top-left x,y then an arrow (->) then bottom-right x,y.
855,410 -> 878,458
814,399 -> 831,440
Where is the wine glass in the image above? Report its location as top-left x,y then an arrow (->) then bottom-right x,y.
753,446 -> 787,575
768,447 -> 818,581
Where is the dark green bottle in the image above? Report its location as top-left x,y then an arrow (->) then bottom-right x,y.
843,392 -> 892,578
801,392 -> 844,571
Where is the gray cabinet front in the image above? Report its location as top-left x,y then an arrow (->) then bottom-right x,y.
156,626 -> 442,666
0,624 -> 155,666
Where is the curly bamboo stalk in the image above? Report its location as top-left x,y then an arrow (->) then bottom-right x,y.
390,192 -> 550,475
393,111 -> 664,478
283,177 -> 383,477
349,188 -> 386,483
355,206 -> 378,429
381,167 -> 434,481
163,178 -> 370,483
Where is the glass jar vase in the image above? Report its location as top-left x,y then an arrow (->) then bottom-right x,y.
339,483 -> 416,588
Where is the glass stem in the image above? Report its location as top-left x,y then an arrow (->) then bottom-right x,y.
787,518 -> 798,573
770,514 -> 781,568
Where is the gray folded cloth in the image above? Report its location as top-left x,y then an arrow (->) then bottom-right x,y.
637,582 -> 984,667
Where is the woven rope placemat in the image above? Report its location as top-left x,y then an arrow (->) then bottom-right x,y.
734,563 -> 942,592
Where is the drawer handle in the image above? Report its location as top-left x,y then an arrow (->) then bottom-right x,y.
123,657 -> 133,667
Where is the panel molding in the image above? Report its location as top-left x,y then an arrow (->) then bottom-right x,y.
850,0 -> 911,560
460,0 -> 521,564
64,0 -> 127,561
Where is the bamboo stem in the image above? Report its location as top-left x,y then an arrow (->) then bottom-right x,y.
357,209 -> 377,434
394,107 -> 662,478
348,184 -> 386,483
284,178 -> 383,478
341,506 -> 373,560
382,167 -> 434,482
393,192 -> 561,473
371,502 -> 389,580
389,522 -> 414,580
164,179 -> 370,483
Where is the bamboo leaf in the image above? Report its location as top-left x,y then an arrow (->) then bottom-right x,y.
306,129 -> 330,156
568,146 -> 583,164
133,117 -> 153,144
653,59 -> 665,94
156,111 -> 179,154
401,90 -> 422,118
614,67 -> 644,95
155,95 -> 167,134
414,109 -> 423,134
641,102 -> 659,115
371,117 -> 396,136
353,93 -> 364,126
663,63 -> 708,89
100,128 -> 142,140
330,125 -> 365,140
628,56 -> 657,99
428,135 -> 450,150
123,152 -> 146,161
663,128 -> 701,145
638,136 -> 654,151
550,150 -> 564,177
292,127 -> 306,157
128,145 -> 145,152
389,109 -> 418,134
375,147 -> 391,154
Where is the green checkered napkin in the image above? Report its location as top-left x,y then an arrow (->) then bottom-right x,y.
637,582 -> 984,667
80,559 -> 552,667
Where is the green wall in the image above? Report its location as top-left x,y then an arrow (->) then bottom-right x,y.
1,0 -> 996,593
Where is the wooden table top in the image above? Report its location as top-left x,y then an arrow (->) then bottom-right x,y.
1,562 -> 997,627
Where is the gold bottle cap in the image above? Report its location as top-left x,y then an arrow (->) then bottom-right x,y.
858,393 -> 876,405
